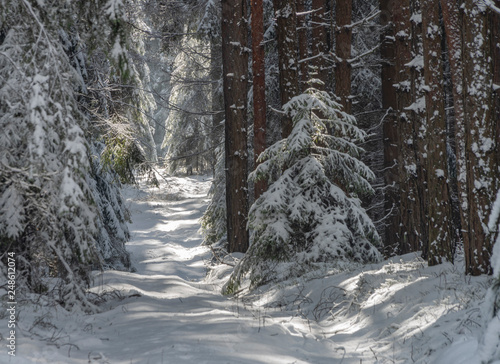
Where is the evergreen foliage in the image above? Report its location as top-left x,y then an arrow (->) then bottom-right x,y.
224,86 -> 381,293
0,0 -> 132,311
200,146 -> 227,247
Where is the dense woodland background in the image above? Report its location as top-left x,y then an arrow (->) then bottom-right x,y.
1,0 -> 500,358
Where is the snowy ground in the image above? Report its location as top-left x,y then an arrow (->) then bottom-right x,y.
0,173 -> 492,363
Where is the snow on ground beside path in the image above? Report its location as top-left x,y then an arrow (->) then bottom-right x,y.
0,173 -> 492,363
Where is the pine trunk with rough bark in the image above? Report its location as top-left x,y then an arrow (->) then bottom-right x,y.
252,0 -> 267,199
380,0 -> 401,256
421,0 -> 453,264
311,0 -> 329,89
394,0 -> 424,255
335,0 -> 352,113
440,0 -> 466,253
462,0 -> 497,275
222,0 -> 250,253
274,0 -> 299,138
297,0 -> 309,89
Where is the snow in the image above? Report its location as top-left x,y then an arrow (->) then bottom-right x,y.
0,174 -> 492,363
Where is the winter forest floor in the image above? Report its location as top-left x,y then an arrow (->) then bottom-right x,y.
0,173 -> 493,363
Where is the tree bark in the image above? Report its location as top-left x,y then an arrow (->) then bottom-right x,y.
393,0 -> 425,256
311,0 -> 329,90
335,0 -> 352,113
421,0 -> 453,264
462,0 -> 497,275
222,0 -> 250,253
440,0 -> 466,254
380,0 -> 401,256
252,0 -> 267,199
274,0 -> 299,138
297,0 -> 309,89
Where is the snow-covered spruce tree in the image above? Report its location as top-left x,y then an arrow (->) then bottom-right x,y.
0,0 -> 133,311
223,85 -> 382,293
0,1 -> 100,311
88,143 -> 131,270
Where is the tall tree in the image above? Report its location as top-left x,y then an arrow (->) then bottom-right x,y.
462,0 -> 498,275
221,0 -> 250,253
421,0 -> 453,264
379,0 -> 401,256
394,0 -> 425,255
252,0 -> 267,199
335,0 -> 353,113
440,0 -> 466,255
274,0 -> 299,137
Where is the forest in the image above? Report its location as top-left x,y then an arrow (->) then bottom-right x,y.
1,0 -> 500,362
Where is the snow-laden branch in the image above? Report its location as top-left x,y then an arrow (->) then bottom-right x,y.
341,10 -> 381,30
482,0 -> 500,15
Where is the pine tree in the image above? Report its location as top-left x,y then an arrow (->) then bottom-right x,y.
222,0 -> 250,253
252,0 -> 268,199
462,0 -> 498,275
421,0 -> 453,264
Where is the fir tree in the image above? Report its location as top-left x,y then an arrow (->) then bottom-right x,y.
224,85 -> 381,293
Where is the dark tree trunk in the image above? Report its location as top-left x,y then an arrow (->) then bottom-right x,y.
222,0 -> 250,253
335,0 -> 352,113
297,0 -> 309,89
252,0 -> 267,199
421,0 -> 453,264
380,0 -> 400,256
274,0 -> 299,138
311,0 -> 329,90
394,0 -> 424,256
440,0 -> 466,254
462,0 -> 497,275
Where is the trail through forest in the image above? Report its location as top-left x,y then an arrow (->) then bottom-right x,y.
5,174 -> 492,364
93,174 -> 342,364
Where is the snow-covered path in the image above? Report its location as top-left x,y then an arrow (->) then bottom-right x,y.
5,174 -> 492,364
81,175 -> 342,364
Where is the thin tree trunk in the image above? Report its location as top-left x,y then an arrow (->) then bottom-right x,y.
421,0 -> 453,264
492,1 -> 500,169
274,0 -> 299,138
222,0 -> 250,253
335,0 -> 352,113
252,0 -> 267,199
380,0 -> 400,256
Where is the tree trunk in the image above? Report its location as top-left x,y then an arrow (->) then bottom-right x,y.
421,0 -> 453,264
311,0 -> 329,90
274,0 -> 299,138
335,0 -> 352,113
394,0 -> 424,255
440,0 -> 466,254
297,0 -> 309,89
492,1 -> 500,172
252,0 -> 267,199
462,0 -> 497,275
222,0 -> 250,253
380,0 -> 400,256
